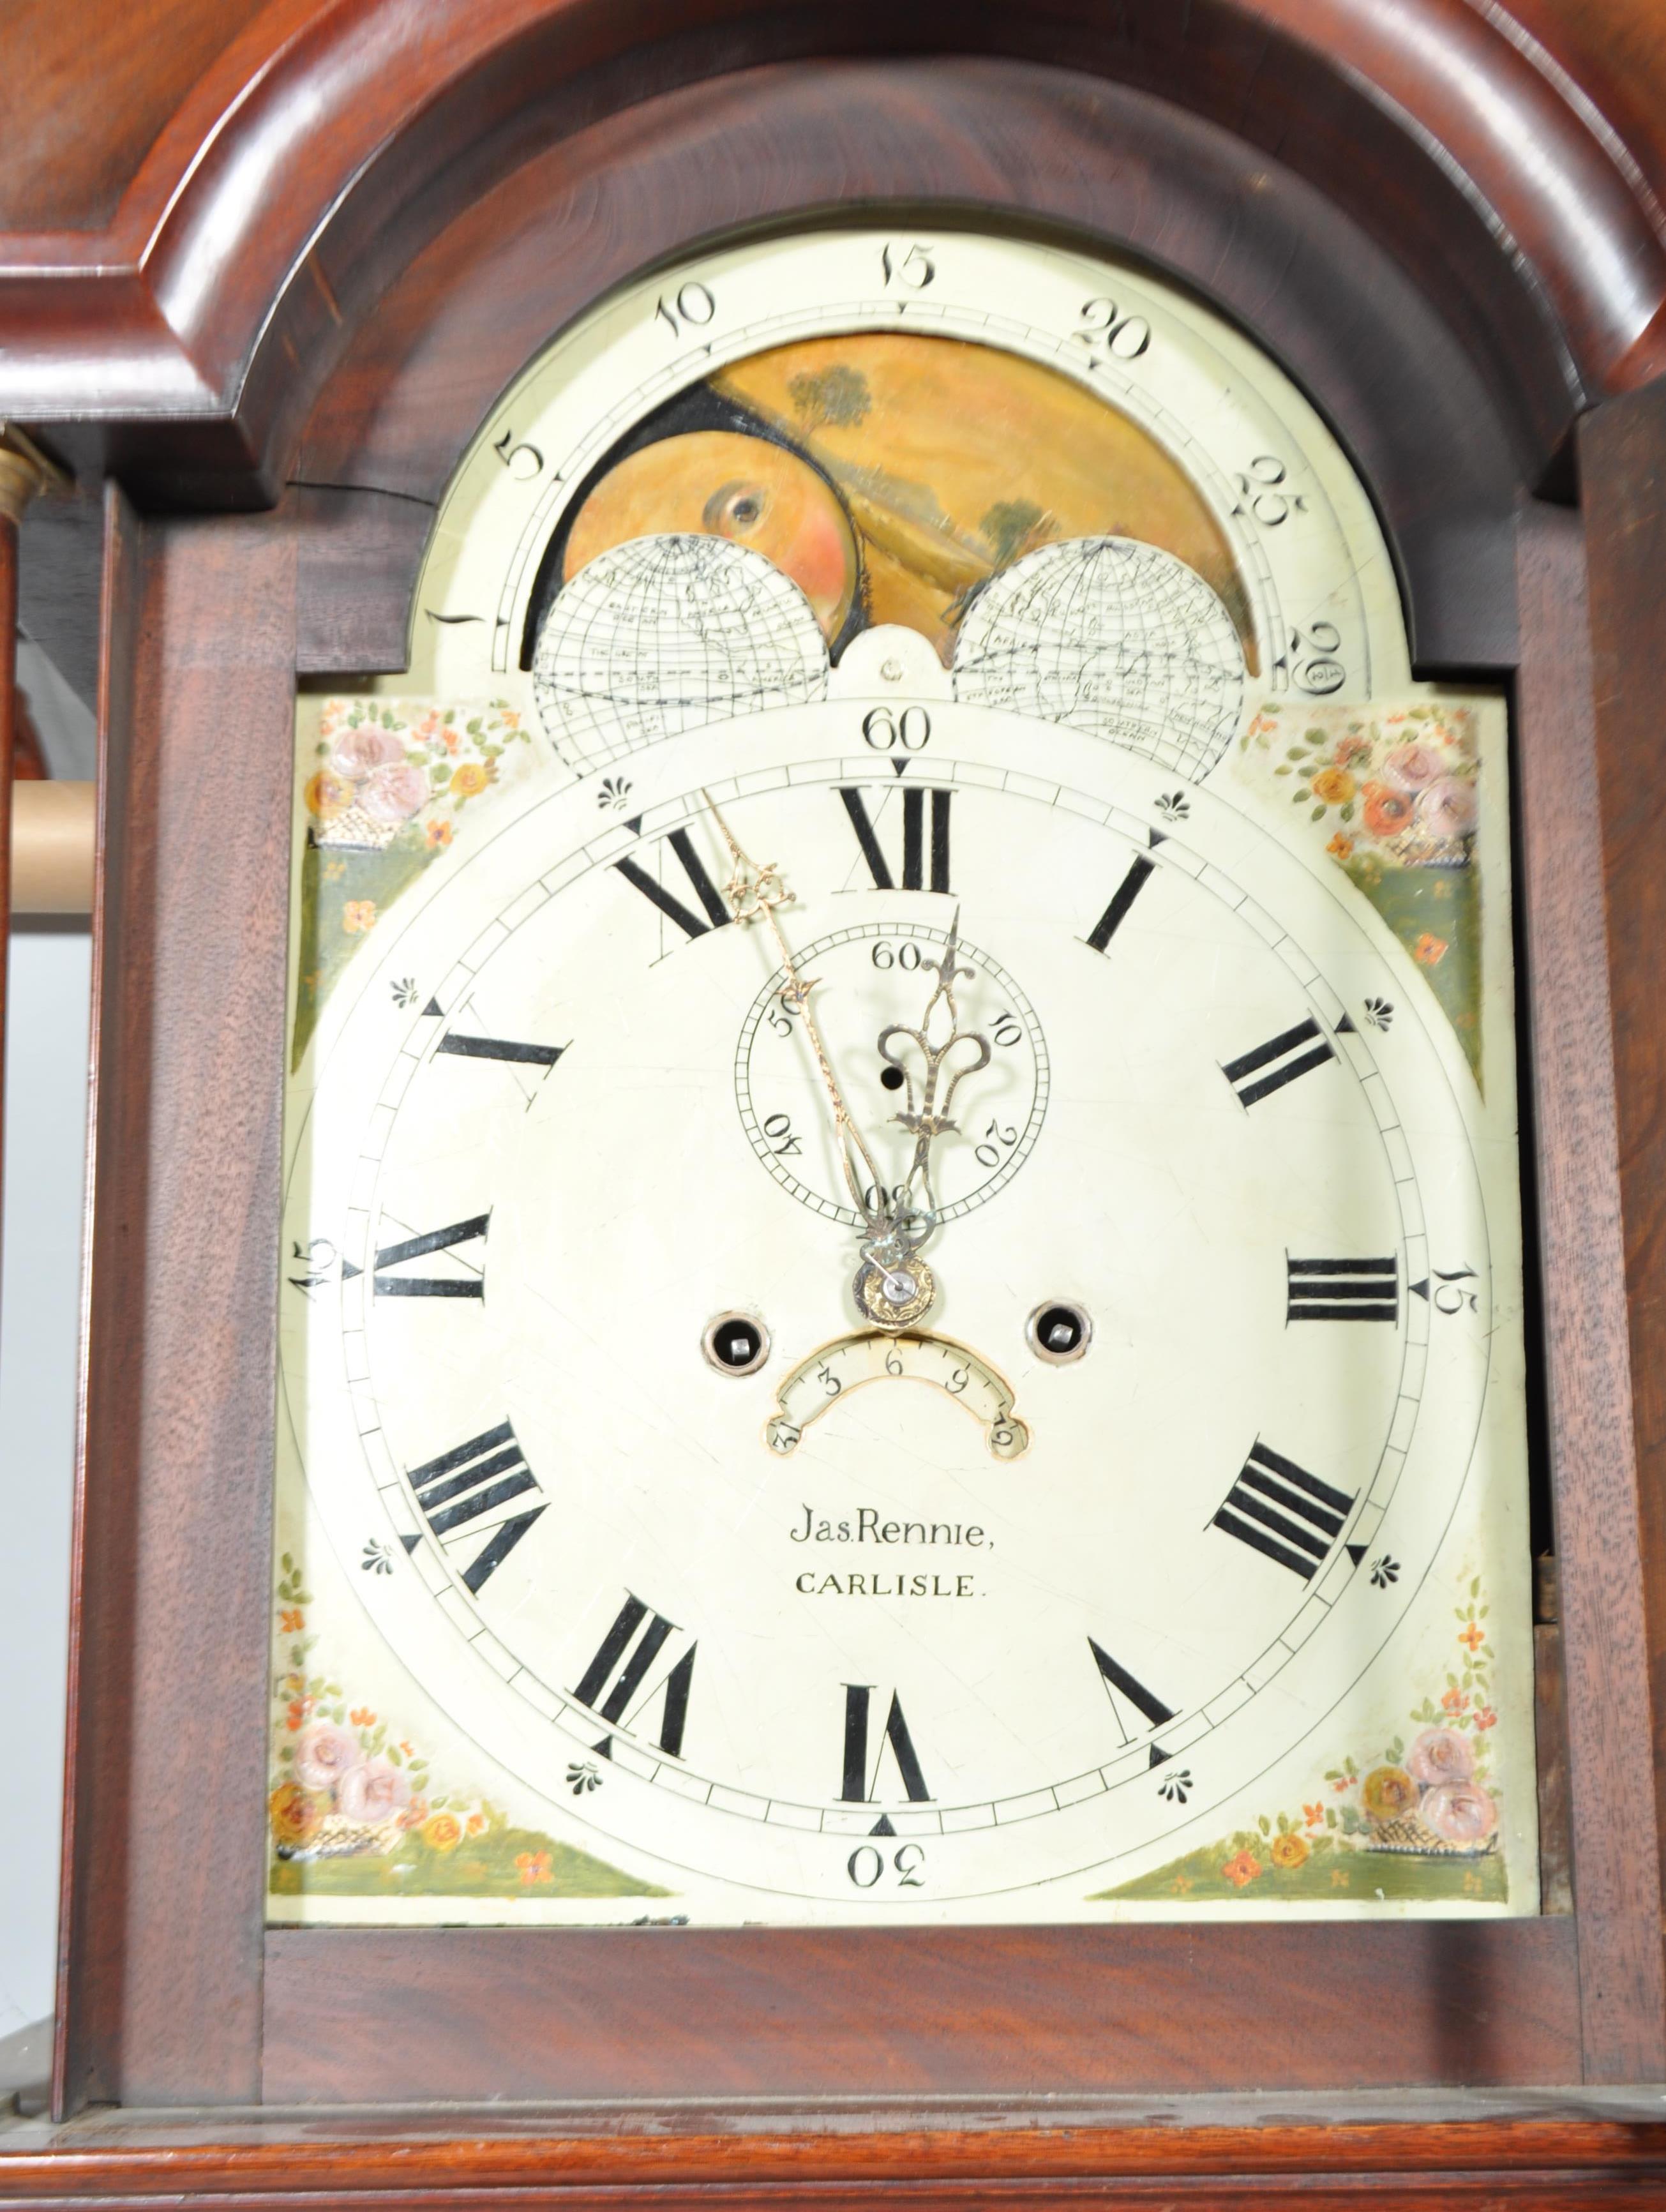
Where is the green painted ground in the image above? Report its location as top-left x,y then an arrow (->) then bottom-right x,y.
1096,1835 -> 1506,1906
271,1822 -> 669,1901
1344,856 -> 1481,1085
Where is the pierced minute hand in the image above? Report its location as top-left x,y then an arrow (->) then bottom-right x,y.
877,910 -> 992,1222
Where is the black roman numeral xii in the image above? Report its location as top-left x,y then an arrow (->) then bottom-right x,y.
838,786 -> 952,892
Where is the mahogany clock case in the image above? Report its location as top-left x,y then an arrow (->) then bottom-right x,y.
14,0 -> 1666,2201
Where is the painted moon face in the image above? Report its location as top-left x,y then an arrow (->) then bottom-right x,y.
562,430 -> 860,640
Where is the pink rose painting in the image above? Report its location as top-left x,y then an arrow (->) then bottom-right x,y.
1420,1780 -> 1499,1846
292,1719 -> 361,1793
1405,1726 -> 1476,1786
338,1756 -> 413,1823
1416,776 -> 1478,843
1381,740 -> 1444,792
330,723 -> 406,781
359,762 -> 430,823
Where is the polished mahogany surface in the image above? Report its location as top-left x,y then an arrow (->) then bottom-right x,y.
1,0 -> 1666,497
10,2095 -> 1666,2208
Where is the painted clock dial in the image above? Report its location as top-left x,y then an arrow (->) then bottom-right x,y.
272,226 -> 1535,1925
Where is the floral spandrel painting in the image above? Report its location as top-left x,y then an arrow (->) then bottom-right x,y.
1099,1576 -> 1508,1906
1236,700 -> 1486,1082
290,698 -> 540,1069
267,1554 -> 669,1906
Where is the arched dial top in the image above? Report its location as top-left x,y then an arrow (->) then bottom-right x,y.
414,227 -> 1413,758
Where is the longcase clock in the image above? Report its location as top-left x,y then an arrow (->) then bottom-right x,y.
6,2 -> 1666,2204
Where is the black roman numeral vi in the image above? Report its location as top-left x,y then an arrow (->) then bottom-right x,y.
373,1213 -> 488,1298
840,1683 -> 932,1802
571,1593 -> 696,1758
838,786 -> 952,892
1221,1016 -> 1336,1108
407,1418 -> 546,1593
1287,1254 -> 1399,1323
1213,1440 -> 1356,1581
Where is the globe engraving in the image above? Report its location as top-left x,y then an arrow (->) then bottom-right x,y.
951,536 -> 1247,779
532,534 -> 830,767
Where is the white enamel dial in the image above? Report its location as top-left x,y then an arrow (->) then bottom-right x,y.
281,694 -> 1489,1911
276,222 -> 1529,1925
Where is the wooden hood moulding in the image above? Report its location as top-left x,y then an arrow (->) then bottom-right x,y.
2,0 -> 1666,499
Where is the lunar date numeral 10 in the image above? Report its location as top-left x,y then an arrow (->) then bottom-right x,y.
654,282 -> 716,336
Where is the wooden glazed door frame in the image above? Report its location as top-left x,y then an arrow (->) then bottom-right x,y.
5,0 -> 1666,2195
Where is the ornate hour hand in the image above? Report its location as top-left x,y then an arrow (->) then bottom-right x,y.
701,791 -> 892,1244
877,910 -> 993,1223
